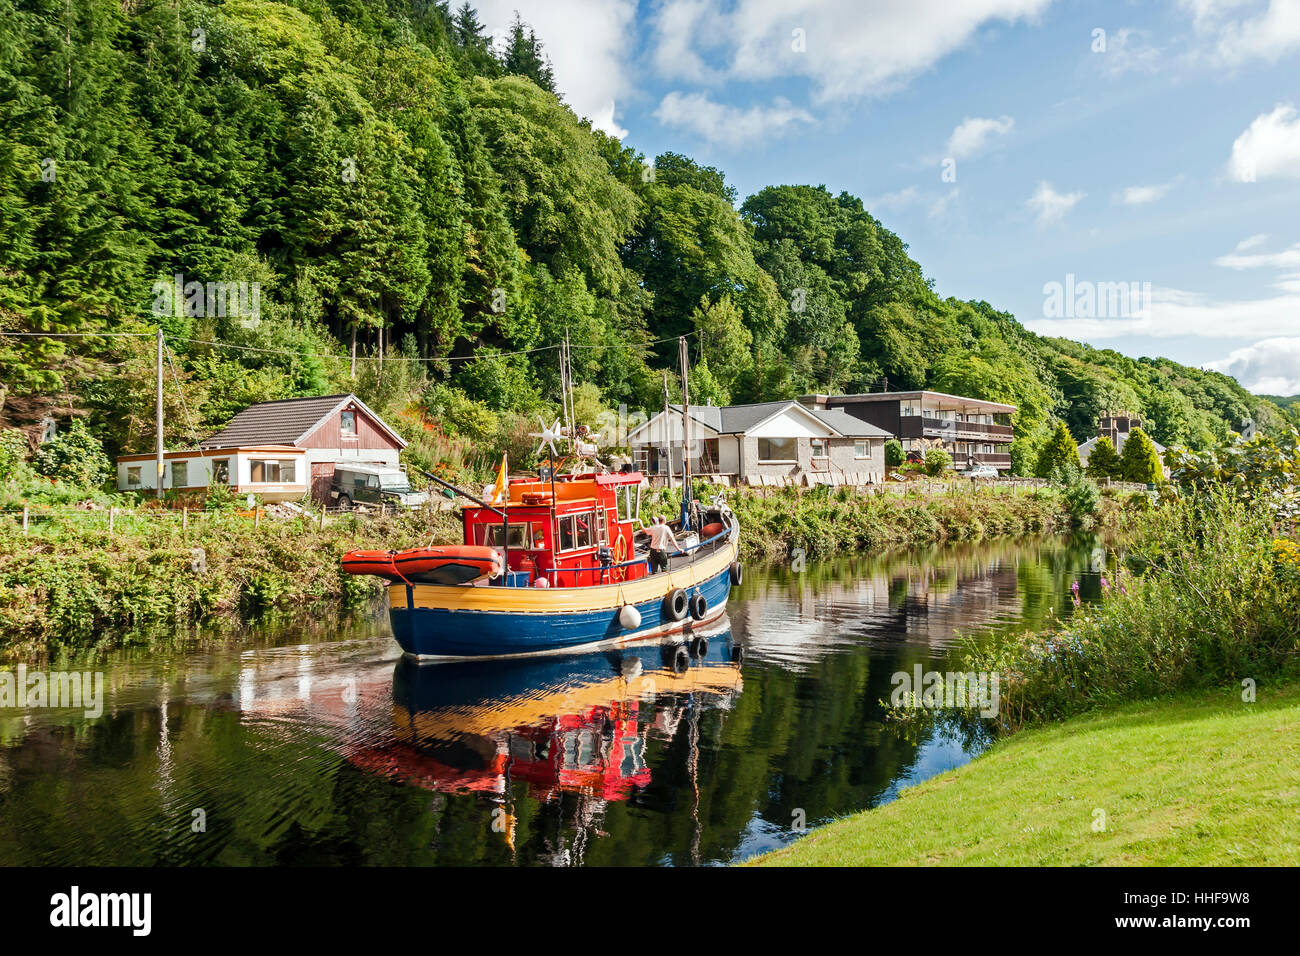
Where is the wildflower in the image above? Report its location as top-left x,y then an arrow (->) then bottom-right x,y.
1100,575 -> 1109,590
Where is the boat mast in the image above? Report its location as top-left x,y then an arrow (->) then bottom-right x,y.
662,372 -> 674,492
678,334 -> 692,530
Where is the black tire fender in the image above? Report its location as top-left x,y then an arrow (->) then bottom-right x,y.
688,591 -> 707,621
729,561 -> 743,586
663,588 -> 688,622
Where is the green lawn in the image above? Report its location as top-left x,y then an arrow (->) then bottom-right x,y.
753,682 -> 1300,866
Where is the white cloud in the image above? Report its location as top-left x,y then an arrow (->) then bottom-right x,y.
1214,239 -> 1300,270
945,115 -> 1014,160
1096,27 -> 1163,75
1118,181 -> 1175,204
1025,285 -> 1300,341
475,0 -> 637,138
867,186 -> 920,209
1183,0 -> 1300,64
652,91 -> 814,147
929,188 -> 960,218
1228,104 -> 1300,182
650,0 -> 1053,103
1026,181 -> 1084,226
1234,233 -> 1270,251
1207,337 -> 1300,395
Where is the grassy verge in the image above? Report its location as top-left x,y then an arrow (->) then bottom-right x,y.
753,680 -> 1300,866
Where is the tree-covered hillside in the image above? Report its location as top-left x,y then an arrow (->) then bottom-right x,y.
0,0 -> 1290,480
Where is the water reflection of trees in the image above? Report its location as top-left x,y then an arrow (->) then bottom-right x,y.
0,537 -> 1116,867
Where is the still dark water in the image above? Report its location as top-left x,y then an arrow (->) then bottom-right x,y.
0,537 -> 1107,866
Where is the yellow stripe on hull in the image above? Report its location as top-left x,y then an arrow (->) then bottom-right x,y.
389,540 -> 738,614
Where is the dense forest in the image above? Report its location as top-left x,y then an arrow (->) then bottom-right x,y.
0,0 -> 1292,481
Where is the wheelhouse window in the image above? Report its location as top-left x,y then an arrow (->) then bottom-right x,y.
854,440 -> 872,459
615,485 -> 640,524
757,437 -> 797,463
126,466 -> 141,488
575,512 -> 595,549
211,459 -> 230,484
250,459 -> 296,483
170,461 -> 188,488
476,522 -> 532,549
340,410 -> 357,438
810,438 -> 828,459
557,515 -> 576,551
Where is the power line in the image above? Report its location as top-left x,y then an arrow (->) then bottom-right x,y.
2,327 -> 701,361
0,331 -> 154,338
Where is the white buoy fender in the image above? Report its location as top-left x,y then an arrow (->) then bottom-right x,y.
619,604 -> 642,629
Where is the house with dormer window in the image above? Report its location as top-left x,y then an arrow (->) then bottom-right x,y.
115,393 -> 406,501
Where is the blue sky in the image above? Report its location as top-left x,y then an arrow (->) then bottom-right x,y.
471,0 -> 1300,395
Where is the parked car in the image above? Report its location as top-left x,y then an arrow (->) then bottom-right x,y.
960,464 -> 1000,479
330,464 -> 430,511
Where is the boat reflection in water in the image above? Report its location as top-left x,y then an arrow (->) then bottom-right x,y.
347,619 -> 742,860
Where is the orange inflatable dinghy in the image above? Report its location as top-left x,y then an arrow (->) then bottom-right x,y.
392,545 -> 502,585
341,550 -> 398,579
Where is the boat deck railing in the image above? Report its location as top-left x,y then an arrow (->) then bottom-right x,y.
526,524 -> 734,588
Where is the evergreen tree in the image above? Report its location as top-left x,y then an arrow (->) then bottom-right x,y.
1035,421 -> 1081,478
502,13 -> 554,93
1085,435 -> 1121,480
451,3 -> 500,76
1119,428 -> 1164,484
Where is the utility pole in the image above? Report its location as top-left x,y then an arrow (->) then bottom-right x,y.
155,328 -> 164,499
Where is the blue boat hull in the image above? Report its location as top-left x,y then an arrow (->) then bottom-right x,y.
388,541 -> 738,661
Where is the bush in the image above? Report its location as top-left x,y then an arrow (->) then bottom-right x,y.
924,448 -> 952,476
884,439 -> 905,467
1061,472 -> 1101,526
33,419 -> 112,487
0,429 -> 28,481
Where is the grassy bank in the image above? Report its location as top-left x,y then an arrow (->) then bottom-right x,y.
753,681 -> 1300,866
963,489 -> 1300,728
0,507 -> 459,658
668,482 -> 1129,563
0,482 -> 1128,656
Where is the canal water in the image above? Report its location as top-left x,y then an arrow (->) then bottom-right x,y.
0,537 -> 1107,866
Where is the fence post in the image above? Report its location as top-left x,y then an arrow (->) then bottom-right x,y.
182,507 -> 188,532
22,505 -> 29,536
109,507 -> 115,534
320,506 -> 326,530
254,508 -> 261,529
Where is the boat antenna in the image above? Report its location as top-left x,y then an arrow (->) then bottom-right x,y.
678,334 -> 692,531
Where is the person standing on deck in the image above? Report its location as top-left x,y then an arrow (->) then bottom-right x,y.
644,516 -> 680,574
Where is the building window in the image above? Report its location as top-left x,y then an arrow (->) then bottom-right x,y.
126,466 -> 141,488
340,410 -> 356,438
757,437 -> 797,462
171,461 -> 188,488
250,459 -> 297,483
854,440 -> 872,459
212,459 -> 230,484
810,438 -> 828,459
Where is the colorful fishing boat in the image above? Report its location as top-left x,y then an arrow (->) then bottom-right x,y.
344,471 -> 740,660
342,333 -> 740,661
